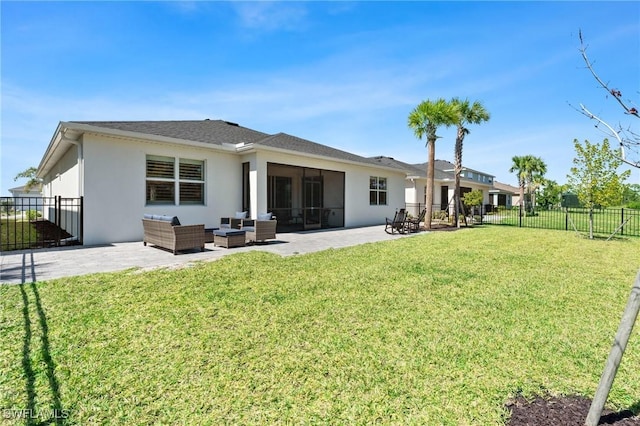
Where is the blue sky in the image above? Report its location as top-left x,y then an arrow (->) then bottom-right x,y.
2,1 -> 639,195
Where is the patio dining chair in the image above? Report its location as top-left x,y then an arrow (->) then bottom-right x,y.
384,209 -> 408,234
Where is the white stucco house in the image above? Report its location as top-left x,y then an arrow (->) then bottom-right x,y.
36,120 -> 412,245
35,119 -> 501,246
8,184 -> 43,198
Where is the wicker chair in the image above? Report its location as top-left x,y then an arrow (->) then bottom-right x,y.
240,218 -> 277,243
220,217 -> 243,229
220,211 -> 249,229
142,215 -> 205,255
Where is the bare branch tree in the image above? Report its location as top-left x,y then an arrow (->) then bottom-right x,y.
576,29 -> 639,168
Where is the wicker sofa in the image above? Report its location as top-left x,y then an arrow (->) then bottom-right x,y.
142,214 -> 205,255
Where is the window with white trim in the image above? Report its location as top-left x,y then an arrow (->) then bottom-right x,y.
146,155 -> 204,205
369,176 -> 387,205
179,158 -> 205,205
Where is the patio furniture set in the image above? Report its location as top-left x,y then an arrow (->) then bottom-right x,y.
142,212 -> 277,255
384,208 -> 426,234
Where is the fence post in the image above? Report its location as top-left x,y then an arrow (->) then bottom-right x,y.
621,208 -> 625,236
565,208 -> 569,231
79,196 -> 84,245
55,196 -> 61,247
519,204 -> 523,227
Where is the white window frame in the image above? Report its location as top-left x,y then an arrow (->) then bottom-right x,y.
369,176 -> 388,206
145,155 -> 205,206
178,158 -> 205,205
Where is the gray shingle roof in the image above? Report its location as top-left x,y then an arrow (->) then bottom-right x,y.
257,133 -> 384,166
72,120 -> 269,146
491,181 -> 520,193
369,156 -> 424,175
414,160 -> 457,177
72,120 -> 401,170
70,120 -> 492,179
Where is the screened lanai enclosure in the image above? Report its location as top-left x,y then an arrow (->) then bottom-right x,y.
263,163 -> 345,232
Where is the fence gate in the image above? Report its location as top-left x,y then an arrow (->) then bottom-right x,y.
0,196 -> 83,251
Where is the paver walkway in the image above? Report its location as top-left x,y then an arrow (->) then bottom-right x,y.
0,226 -> 424,284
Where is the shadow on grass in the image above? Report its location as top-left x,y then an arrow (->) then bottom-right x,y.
598,399 -> 640,424
20,280 -> 66,425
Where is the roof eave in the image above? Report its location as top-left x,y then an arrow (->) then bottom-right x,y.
37,122 -> 70,178
67,122 -> 238,151
241,144 -> 408,174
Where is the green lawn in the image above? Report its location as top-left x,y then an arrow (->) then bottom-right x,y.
1,227 -> 639,425
0,218 -> 39,251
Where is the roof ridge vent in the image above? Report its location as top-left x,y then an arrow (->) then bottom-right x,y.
224,121 -> 239,127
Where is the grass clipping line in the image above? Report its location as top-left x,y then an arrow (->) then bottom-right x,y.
0,227 -> 639,425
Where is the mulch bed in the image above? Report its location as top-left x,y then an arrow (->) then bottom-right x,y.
423,223 -> 471,232
506,395 -> 640,425
27,218 -> 81,248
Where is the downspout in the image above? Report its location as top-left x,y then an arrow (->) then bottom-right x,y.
61,130 -> 84,197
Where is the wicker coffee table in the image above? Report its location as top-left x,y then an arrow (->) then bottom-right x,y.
213,229 -> 246,248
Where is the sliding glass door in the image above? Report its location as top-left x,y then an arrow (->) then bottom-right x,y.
267,163 -> 344,232
303,171 -> 322,230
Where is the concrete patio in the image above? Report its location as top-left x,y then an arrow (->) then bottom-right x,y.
0,226 -> 425,285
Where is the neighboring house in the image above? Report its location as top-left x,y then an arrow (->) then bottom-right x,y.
8,184 -> 43,198
489,181 -> 520,209
370,157 -> 495,216
36,120 -> 410,245
7,184 -> 43,212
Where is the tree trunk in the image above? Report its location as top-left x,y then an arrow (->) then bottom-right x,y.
519,180 -> 525,217
425,137 -> 435,230
531,186 -> 537,214
454,130 -> 463,228
589,208 -> 594,239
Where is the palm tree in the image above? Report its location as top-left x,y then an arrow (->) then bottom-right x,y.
450,98 -> 490,227
408,99 -> 456,230
509,155 -> 547,215
525,157 -> 547,213
510,156 -> 529,214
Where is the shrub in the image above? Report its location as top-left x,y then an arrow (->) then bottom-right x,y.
626,201 -> 640,210
27,210 -> 42,220
431,210 -> 448,220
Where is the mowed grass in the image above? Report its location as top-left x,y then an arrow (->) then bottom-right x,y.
1,227 -> 639,425
0,218 -> 39,251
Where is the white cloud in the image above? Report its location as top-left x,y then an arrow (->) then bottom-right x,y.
231,2 -> 309,32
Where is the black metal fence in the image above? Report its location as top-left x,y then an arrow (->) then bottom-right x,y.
405,203 -> 640,238
480,205 -> 640,237
0,196 -> 83,251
